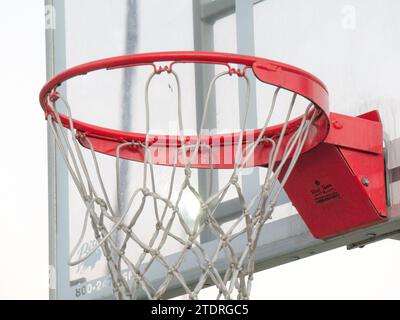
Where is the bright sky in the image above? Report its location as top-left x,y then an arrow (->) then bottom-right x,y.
0,0 -> 399,300
0,1 -> 48,299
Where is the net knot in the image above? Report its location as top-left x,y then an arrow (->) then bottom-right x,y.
266,202 -> 277,215
95,197 -> 107,209
184,167 -> 191,178
221,235 -> 229,247
142,188 -> 151,197
230,174 -> 239,184
150,249 -> 159,257
155,222 -> 163,230
168,267 -> 176,274
262,183 -> 269,190
189,293 -> 198,300
104,254 -> 112,261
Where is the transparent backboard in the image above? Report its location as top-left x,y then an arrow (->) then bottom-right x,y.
45,0 -> 400,299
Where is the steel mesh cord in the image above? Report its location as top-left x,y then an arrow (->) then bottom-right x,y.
47,66 -> 317,300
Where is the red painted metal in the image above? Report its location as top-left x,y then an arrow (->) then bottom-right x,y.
281,110 -> 387,239
39,51 -> 330,168
325,112 -> 383,154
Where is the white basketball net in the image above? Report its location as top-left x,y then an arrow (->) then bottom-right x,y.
47,67 -> 317,300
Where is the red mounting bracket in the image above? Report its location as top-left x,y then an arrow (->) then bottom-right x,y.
281,110 -> 387,239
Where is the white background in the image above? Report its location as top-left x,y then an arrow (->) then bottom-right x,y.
0,0 -> 399,300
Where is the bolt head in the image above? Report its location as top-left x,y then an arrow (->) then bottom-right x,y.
361,177 -> 369,187
332,120 -> 343,129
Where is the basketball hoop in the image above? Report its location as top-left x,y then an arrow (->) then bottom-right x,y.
40,51 -> 329,299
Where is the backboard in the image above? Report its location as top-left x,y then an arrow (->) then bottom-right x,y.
45,0 -> 400,299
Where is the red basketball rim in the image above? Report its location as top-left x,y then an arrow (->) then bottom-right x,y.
39,51 -> 330,168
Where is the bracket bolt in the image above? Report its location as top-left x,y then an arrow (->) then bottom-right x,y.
332,120 -> 343,129
361,177 -> 369,187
